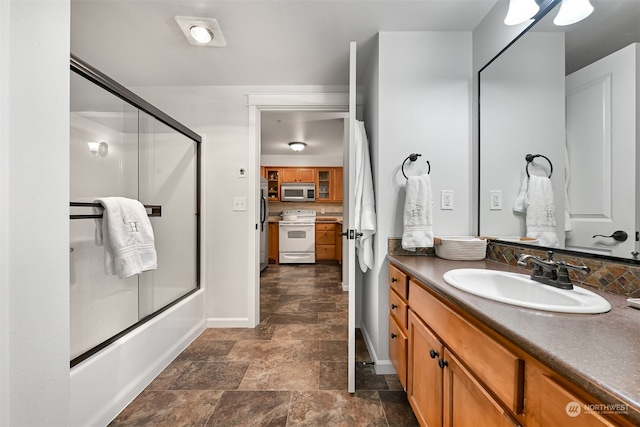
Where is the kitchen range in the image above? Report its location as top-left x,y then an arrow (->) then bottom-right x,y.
278,209 -> 316,264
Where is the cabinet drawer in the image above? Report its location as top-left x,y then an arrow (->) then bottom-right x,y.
316,245 -> 336,259
409,280 -> 524,414
316,223 -> 336,232
316,231 -> 336,245
389,316 -> 408,391
389,264 -> 409,300
389,289 -> 408,331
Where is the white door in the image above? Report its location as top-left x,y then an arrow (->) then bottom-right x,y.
342,41 -> 357,394
565,43 -> 637,258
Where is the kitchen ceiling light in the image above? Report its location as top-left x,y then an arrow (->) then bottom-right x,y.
288,142 -> 306,152
553,0 -> 594,26
175,16 -> 227,47
504,0 -> 540,25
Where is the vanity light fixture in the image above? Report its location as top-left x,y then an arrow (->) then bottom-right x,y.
504,0 -> 540,25
553,0 -> 594,26
288,142 -> 307,152
87,141 -> 108,158
175,16 -> 227,47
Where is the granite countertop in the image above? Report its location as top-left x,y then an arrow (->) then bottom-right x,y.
387,254 -> 640,424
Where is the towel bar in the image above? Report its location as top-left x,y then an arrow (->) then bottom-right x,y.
401,153 -> 431,179
69,201 -> 162,219
525,153 -> 553,178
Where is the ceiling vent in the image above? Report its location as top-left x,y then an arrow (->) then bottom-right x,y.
175,16 -> 227,47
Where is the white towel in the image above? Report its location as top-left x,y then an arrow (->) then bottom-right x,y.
95,197 -> 157,279
402,173 -> 434,251
354,121 -> 376,273
523,175 -> 559,247
513,176 -> 528,213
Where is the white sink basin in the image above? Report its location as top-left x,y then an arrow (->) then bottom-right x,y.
442,269 -> 611,314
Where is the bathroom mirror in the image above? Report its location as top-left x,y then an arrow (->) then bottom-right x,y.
479,0 -> 640,262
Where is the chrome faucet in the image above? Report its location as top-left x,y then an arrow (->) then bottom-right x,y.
517,251 -> 590,290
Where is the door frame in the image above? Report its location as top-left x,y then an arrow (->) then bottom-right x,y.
247,93 -> 350,327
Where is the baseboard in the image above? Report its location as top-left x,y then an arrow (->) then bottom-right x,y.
359,324 -> 396,375
206,317 -> 252,328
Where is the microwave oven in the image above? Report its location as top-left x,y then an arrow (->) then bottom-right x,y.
281,183 -> 316,202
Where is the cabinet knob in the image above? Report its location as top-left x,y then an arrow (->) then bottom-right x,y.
391,333 -> 397,339
391,304 -> 397,310
429,349 -> 439,359
438,359 -> 448,369
391,277 -> 397,283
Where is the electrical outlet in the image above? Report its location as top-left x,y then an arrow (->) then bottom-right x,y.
490,190 -> 502,210
441,190 -> 453,210
232,197 -> 247,211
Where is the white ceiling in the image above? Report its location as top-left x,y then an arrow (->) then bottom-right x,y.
70,0 -> 498,87
70,0 -> 499,158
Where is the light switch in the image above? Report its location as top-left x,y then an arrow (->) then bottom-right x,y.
233,197 -> 247,211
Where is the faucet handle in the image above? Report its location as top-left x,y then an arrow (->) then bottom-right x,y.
546,250 -> 554,261
555,261 -> 590,290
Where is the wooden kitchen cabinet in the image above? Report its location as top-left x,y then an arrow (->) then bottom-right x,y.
316,168 -> 343,201
281,167 -> 315,183
316,222 -> 337,260
268,222 -> 279,264
265,168 -> 281,201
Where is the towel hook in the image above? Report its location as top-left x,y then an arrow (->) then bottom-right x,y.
401,153 -> 430,179
525,154 -> 553,178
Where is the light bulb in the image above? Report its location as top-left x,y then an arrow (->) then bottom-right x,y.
189,25 -> 213,43
504,0 -> 540,25
553,0 -> 594,26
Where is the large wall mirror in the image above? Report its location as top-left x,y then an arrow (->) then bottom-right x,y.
479,0 -> 640,262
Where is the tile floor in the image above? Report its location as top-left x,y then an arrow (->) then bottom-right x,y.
109,263 -> 418,426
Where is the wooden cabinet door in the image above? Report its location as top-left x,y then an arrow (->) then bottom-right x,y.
389,315 -> 408,391
265,169 -> 281,200
408,310 -> 444,427
332,167 -> 343,201
267,222 -> 279,264
282,167 -> 315,182
316,169 -> 332,200
443,349 -> 519,427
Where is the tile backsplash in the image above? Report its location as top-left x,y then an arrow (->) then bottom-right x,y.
388,238 -> 640,298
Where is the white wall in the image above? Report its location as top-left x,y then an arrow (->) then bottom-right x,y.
362,32 -> 473,372
132,85 -> 348,327
1,1 -> 71,425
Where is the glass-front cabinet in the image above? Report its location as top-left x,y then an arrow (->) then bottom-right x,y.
316,168 -> 343,202
265,168 -> 281,200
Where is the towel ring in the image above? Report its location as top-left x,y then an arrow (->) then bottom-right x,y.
401,153 -> 431,179
525,154 -> 553,178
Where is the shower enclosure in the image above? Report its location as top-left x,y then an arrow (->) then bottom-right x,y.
69,56 -> 201,367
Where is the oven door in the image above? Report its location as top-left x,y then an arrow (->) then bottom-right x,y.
278,221 -> 315,263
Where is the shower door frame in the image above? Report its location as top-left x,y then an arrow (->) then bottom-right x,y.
70,55 -> 201,367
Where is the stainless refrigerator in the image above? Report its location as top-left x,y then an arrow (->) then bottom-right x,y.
260,177 -> 269,271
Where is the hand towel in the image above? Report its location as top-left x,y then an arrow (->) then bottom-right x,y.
513,176 -> 528,213
402,173 -> 434,251
524,175 -> 559,247
95,197 -> 157,279
354,121 -> 376,273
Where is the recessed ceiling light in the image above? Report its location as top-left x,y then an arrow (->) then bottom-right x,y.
175,16 -> 226,47
189,25 -> 213,44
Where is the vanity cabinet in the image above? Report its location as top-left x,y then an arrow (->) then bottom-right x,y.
407,279 -> 522,427
389,261 -> 633,427
388,264 -> 409,390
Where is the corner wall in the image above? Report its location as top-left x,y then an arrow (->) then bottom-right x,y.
362,31 -> 473,372
1,1 -> 71,425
